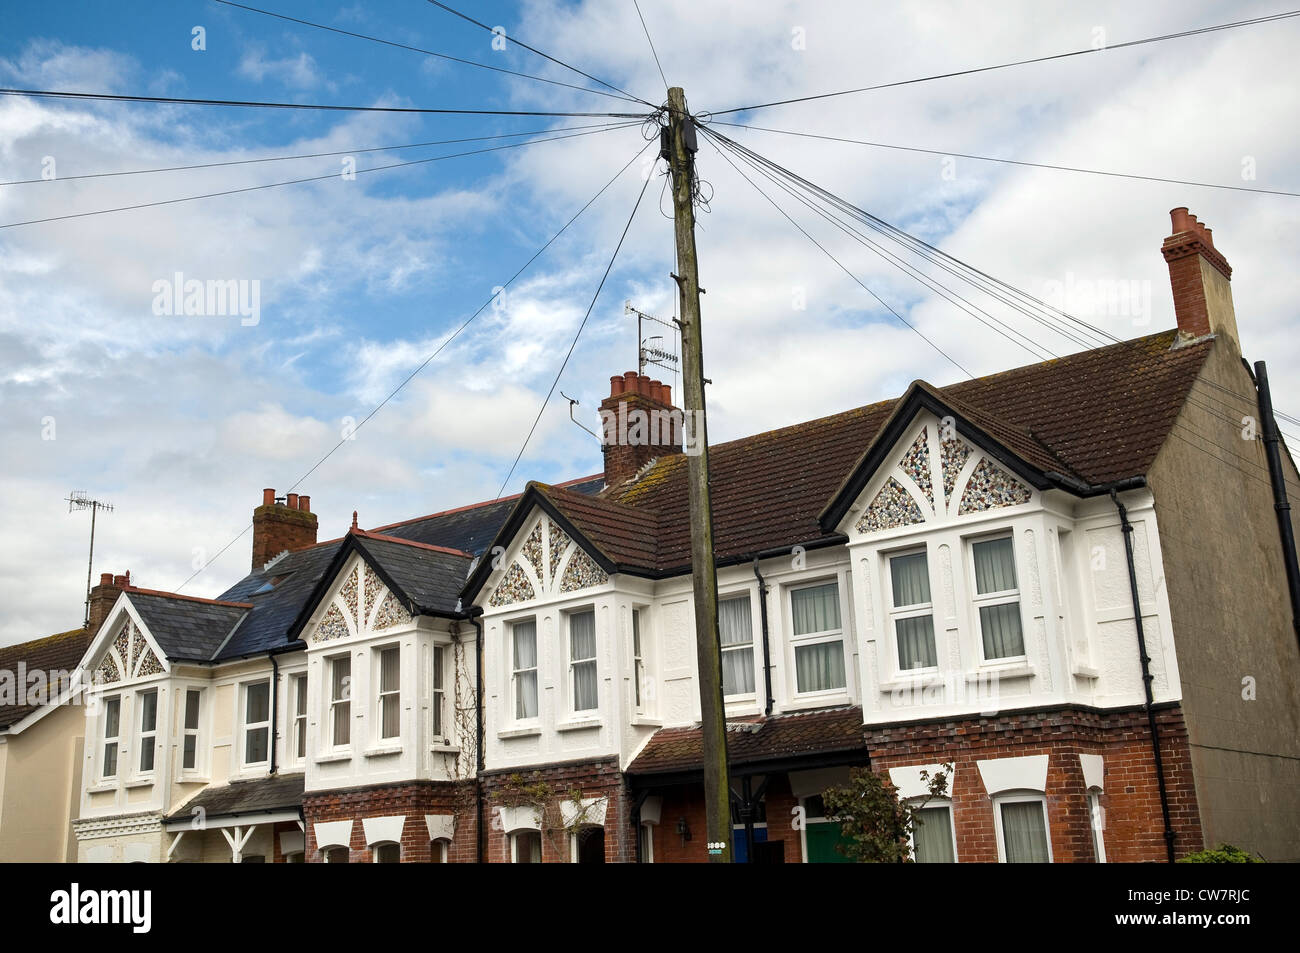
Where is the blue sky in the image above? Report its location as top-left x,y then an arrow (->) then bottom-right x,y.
3,0 -> 1298,641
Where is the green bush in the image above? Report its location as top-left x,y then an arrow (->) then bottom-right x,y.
1176,844 -> 1263,863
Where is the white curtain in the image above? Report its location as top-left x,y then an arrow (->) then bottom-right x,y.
973,537 -> 1017,593
795,642 -> 845,692
246,681 -> 270,761
1001,801 -> 1050,862
331,660 -> 350,746
719,596 -> 755,695
513,621 -> 538,719
432,646 -> 445,737
896,616 -> 937,670
570,611 -> 598,711
890,552 -> 931,607
913,806 -> 955,863
980,603 -> 1025,658
791,583 -> 840,635
380,647 -> 400,739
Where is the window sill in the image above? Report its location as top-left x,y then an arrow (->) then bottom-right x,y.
86,782 -> 117,794
430,743 -> 461,754
177,773 -> 209,785
124,778 -> 155,790
497,726 -> 542,739
556,717 -> 602,733
785,692 -> 851,712
1072,665 -> 1100,679
314,751 -> 353,765
630,715 -> 662,728
364,744 -> 403,758
975,661 -> 1034,680
879,671 -> 943,692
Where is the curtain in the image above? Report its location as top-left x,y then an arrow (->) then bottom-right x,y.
571,611 -> 598,711
103,698 -> 119,776
980,603 -> 1025,658
331,660 -> 350,746
719,596 -> 755,695
433,646 -> 445,737
380,647 -> 400,739
513,621 -> 538,719
896,615 -> 937,670
890,552 -> 931,607
1001,801 -> 1050,862
632,611 -> 643,708
792,583 -> 840,635
913,806 -> 955,863
795,641 -> 845,692
973,537 -> 1017,594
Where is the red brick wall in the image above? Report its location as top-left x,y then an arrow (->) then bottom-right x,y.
251,501 -> 318,572
303,780 -> 478,863
866,704 -> 1203,862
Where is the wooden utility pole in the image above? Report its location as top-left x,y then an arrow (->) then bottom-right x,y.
664,86 -> 732,863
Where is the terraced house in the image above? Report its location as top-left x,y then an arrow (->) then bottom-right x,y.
62,207 -> 1300,862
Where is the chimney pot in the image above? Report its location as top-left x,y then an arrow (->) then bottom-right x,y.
1161,205 -> 1238,347
649,380 -> 664,402
299,494 -> 311,512
661,384 -> 672,406
623,371 -> 639,392
263,487 -> 275,506
610,375 -> 625,397
113,574 -> 127,588
286,492 -> 299,510
99,572 -> 113,587
1170,207 -> 1190,233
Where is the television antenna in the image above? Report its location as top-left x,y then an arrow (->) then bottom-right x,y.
625,300 -> 679,390
66,491 -> 114,627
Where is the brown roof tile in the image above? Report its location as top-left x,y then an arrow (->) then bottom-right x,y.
0,628 -> 93,729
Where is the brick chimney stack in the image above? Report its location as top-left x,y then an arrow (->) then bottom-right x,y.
1162,207 -> 1240,350
88,570 -> 128,635
600,371 -> 683,488
251,488 -> 318,571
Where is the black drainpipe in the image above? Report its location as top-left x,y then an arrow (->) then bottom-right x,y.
268,652 -> 280,776
1254,361 -> 1300,649
469,612 -> 485,864
1110,486 -> 1176,862
752,556 -> 774,716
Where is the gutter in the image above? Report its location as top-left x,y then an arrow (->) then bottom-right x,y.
1254,361 -> 1300,649
751,556 -> 774,716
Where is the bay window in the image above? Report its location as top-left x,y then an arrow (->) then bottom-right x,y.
101,696 -> 121,779
329,656 -> 351,748
719,595 -> 755,697
137,690 -> 158,773
181,689 -> 202,771
243,681 -> 270,766
377,645 -> 400,740
511,619 -> 538,720
995,794 -> 1052,863
569,609 -> 598,712
972,535 -> 1025,660
790,581 -> 845,693
511,830 -> 542,863
889,551 -> 937,671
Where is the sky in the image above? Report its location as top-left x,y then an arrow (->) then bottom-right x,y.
2,0 -> 1298,644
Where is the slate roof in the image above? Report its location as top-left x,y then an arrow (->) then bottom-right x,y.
627,706 -> 869,775
164,773 -> 304,823
127,591 -> 251,662
217,541 -> 344,658
350,531 -> 474,614
0,628 -> 93,730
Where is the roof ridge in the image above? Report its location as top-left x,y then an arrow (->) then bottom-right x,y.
367,472 -> 603,532
351,529 -> 474,559
0,628 -> 89,654
126,586 -> 253,610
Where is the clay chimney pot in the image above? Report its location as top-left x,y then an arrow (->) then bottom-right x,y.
263,487 -> 275,506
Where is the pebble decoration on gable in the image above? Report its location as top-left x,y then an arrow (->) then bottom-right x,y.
135,646 -> 164,677
548,519 -> 573,583
856,476 -> 925,533
129,624 -> 145,672
941,435 -> 974,503
559,549 -> 607,593
363,565 -> 383,622
522,523 -> 544,583
95,652 -> 120,685
113,623 -> 131,670
317,602 -> 350,642
373,591 -> 413,630
899,427 -> 933,507
958,457 -> 1032,514
339,566 -> 361,627
489,561 -> 537,607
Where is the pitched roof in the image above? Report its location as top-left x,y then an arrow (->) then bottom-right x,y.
0,628 -> 92,730
216,541 -> 344,658
350,531 -> 474,614
164,773 -> 304,823
627,706 -> 869,775
126,591 -> 250,663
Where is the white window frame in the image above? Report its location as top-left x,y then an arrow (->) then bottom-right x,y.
291,674 -> 308,765
787,577 -> 848,697
242,680 -> 271,768
510,829 -> 542,863
431,643 -> 448,744
992,792 -> 1053,863
100,694 -> 121,781
567,607 -> 598,714
907,799 -> 958,863
568,825 -> 606,863
375,643 -> 401,742
1088,790 -> 1107,863
180,687 -> 203,774
509,618 -> 539,723
430,839 -> 450,863
969,531 -> 1027,664
372,842 -> 400,864
328,655 -> 352,750
135,689 -> 158,776
632,607 -> 646,712
886,547 -> 939,674
719,591 -> 757,700
638,822 -> 654,863
323,846 -> 349,864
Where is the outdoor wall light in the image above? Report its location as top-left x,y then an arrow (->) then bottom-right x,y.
676,817 -> 691,846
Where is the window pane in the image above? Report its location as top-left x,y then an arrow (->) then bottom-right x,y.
891,552 -> 931,607
246,682 -> 269,723
515,670 -> 538,719
104,698 -> 120,737
294,676 -> 307,717
381,694 -> 400,739
103,743 -> 118,777
325,847 -> 349,864
791,583 -> 840,635
295,719 -> 306,760
183,735 -> 197,770
513,620 -> 537,669
374,843 -> 400,863
722,645 -> 755,696
139,741 -> 154,773
514,831 -> 541,863
719,597 -> 753,647
432,646 -> 445,737
333,699 -> 351,747
570,611 -> 596,660
245,726 -> 268,764
1001,801 -> 1050,862
184,690 -> 201,730
380,647 -> 400,693
913,806 -> 955,863
896,615 -> 937,670
632,611 -> 643,709
331,659 -> 350,702
980,603 -> 1025,658
573,660 -> 598,711
139,691 -> 157,732
795,640 -> 845,692
973,537 -> 1018,594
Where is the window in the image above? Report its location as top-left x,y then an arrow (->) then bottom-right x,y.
800,795 -> 852,864
373,843 -> 400,863
1088,791 -> 1106,863
243,681 -> 270,766
377,645 -> 400,740
511,830 -> 542,863
719,595 -> 755,696
284,852 -> 305,864
911,804 -> 956,863
638,823 -> 654,863
790,581 -> 845,693
101,696 -> 121,779
569,610 -> 598,712
182,689 -> 201,771
135,690 -> 158,773
329,656 -> 351,747
632,609 -> 645,710
511,620 -> 538,720
571,827 -> 605,864
889,551 -> 937,671
432,645 -> 447,741
323,847 -> 349,864
972,535 -> 1025,660
995,795 -> 1052,863
430,839 -> 449,863
292,675 -> 308,761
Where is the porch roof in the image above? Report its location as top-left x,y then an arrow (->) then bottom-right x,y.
164,773 -> 304,828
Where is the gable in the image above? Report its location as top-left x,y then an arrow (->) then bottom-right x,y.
485,510 -> 609,609
89,604 -> 168,686
307,554 -> 414,645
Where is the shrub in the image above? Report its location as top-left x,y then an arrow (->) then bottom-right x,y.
1176,844 -> 1264,863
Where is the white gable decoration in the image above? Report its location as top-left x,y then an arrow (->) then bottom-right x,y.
488,515 -> 608,608
93,616 -> 164,685
312,559 -> 412,643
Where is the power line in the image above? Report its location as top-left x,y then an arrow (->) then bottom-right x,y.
0,86 -> 649,118
208,0 -> 641,105
633,0 -> 670,93
495,169 -> 655,499
711,9 -> 1300,115
1,122 -> 640,229
424,0 -> 653,107
0,120 -> 634,187
175,139 -> 655,592
708,120 -> 1300,198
